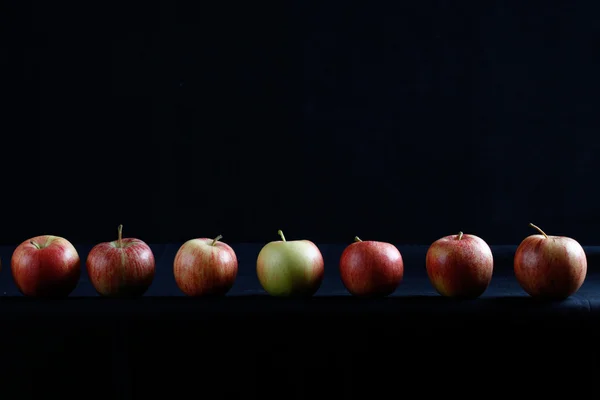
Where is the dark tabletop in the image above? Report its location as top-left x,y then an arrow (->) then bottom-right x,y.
0,243 -> 598,399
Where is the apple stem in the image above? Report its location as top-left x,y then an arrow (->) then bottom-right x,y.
30,240 -> 40,250
278,230 -> 286,242
529,223 -> 548,239
211,234 -> 223,246
354,236 -> 362,242
117,224 -> 123,248
457,232 -> 463,240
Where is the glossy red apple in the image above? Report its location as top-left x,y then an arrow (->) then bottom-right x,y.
11,235 -> 81,297
426,231 -> 494,299
514,223 -> 587,299
174,234 -> 238,296
339,236 -> 404,297
86,225 -> 155,297
257,230 -> 324,297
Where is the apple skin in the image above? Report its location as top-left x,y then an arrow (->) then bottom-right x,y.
514,225 -> 587,300
174,236 -> 238,297
256,231 -> 324,297
339,237 -> 404,297
11,235 -> 81,298
86,228 -> 155,298
426,232 -> 494,299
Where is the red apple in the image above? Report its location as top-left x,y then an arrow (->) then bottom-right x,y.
426,231 -> 494,299
339,236 -> 404,297
86,225 -> 155,297
174,234 -> 238,296
514,223 -> 587,299
11,235 -> 81,297
257,230 -> 324,297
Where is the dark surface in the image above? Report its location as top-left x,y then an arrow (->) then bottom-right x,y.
5,1 -> 600,398
0,243 -> 599,399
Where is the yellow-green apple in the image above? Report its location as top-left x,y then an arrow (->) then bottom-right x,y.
173,234 -> 238,297
11,235 -> 81,297
426,231 -> 494,298
86,225 -> 155,297
339,236 -> 404,297
256,230 -> 324,297
514,223 -> 587,299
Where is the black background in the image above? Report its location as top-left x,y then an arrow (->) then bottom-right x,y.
2,0 -> 599,246
1,3 -> 600,399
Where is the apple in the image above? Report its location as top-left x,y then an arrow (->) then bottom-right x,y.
11,235 -> 81,297
514,223 -> 587,300
173,234 -> 238,297
339,236 -> 404,297
86,225 -> 155,297
426,231 -> 494,299
256,230 -> 324,297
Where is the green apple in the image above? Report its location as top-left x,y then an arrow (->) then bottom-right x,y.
256,230 -> 325,297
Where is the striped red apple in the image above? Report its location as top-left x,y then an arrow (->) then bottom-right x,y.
173,235 -> 238,296
86,225 -> 155,297
426,231 -> 494,299
339,236 -> 404,297
514,223 -> 587,299
11,235 -> 81,297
